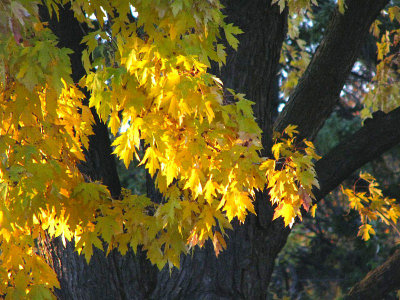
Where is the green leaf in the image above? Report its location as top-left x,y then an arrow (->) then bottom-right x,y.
171,0 -> 183,16
224,23 -> 243,50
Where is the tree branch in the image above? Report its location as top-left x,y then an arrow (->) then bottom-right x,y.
274,0 -> 388,140
314,108 -> 400,201
345,249 -> 400,300
302,109 -> 400,299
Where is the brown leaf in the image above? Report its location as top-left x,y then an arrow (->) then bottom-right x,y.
10,18 -> 23,44
299,186 -> 312,212
212,231 -> 226,257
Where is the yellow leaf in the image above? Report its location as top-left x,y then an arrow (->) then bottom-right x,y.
358,224 -> 375,241
272,142 -> 283,160
109,111 -> 120,136
284,124 -> 299,137
204,101 -> 215,123
310,204 -> 317,218
140,147 -> 160,177
165,162 -> 178,186
204,178 -> 217,204
184,169 -> 202,199
273,203 -> 296,227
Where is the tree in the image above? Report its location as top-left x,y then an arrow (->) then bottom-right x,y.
1,0 -> 400,299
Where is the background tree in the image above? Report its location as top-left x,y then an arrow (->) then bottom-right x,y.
1,0 -> 400,299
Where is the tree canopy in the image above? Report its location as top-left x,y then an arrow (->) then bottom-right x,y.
1,0 -> 400,299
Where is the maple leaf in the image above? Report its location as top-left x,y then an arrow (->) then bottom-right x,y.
187,228 -> 200,248
272,142 -> 284,160
273,203 -> 296,228
224,23 -> 243,50
171,0 -> 183,16
183,169 -> 203,199
216,44 -> 226,66
139,147 -> 160,177
298,187 -> 312,212
109,112 -> 121,136
3,0 -> 398,296
212,231 -> 226,257
284,124 -> 299,137
96,216 -> 119,244
358,224 -> 376,241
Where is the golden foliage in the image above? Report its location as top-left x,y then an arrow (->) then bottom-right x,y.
1,0 -> 396,298
342,172 -> 400,241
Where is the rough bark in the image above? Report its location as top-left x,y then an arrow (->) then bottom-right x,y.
345,249 -> 400,300
38,1 -> 289,299
314,108 -> 400,201
150,1 -> 288,298
39,3 -> 121,198
35,1 -> 400,299
312,110 -> 400,299
274,0 -> 389,140
38,4 -> 158,299
216,0 -> 287,152
151,209 -> 291,299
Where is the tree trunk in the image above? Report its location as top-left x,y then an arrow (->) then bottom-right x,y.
36,1 -> 400,299
149,1 -> 288,298
38,4 -> 158,299
37,1 -> 290,299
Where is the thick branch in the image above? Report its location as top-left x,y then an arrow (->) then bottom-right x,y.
314,108 -> 400,201
275,0 -> 388,140
345,249 -> 400,300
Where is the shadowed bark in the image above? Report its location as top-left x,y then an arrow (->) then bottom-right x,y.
217,0 -> 288,152
38,3 -> 158,299
150,1 -> 288,298
37,1 -> 289,299
345,249 -> 400,300
275,0 -> 389,140
39,3 -> 121,198
314,108 -> 400,201
35,0 -> 400,299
